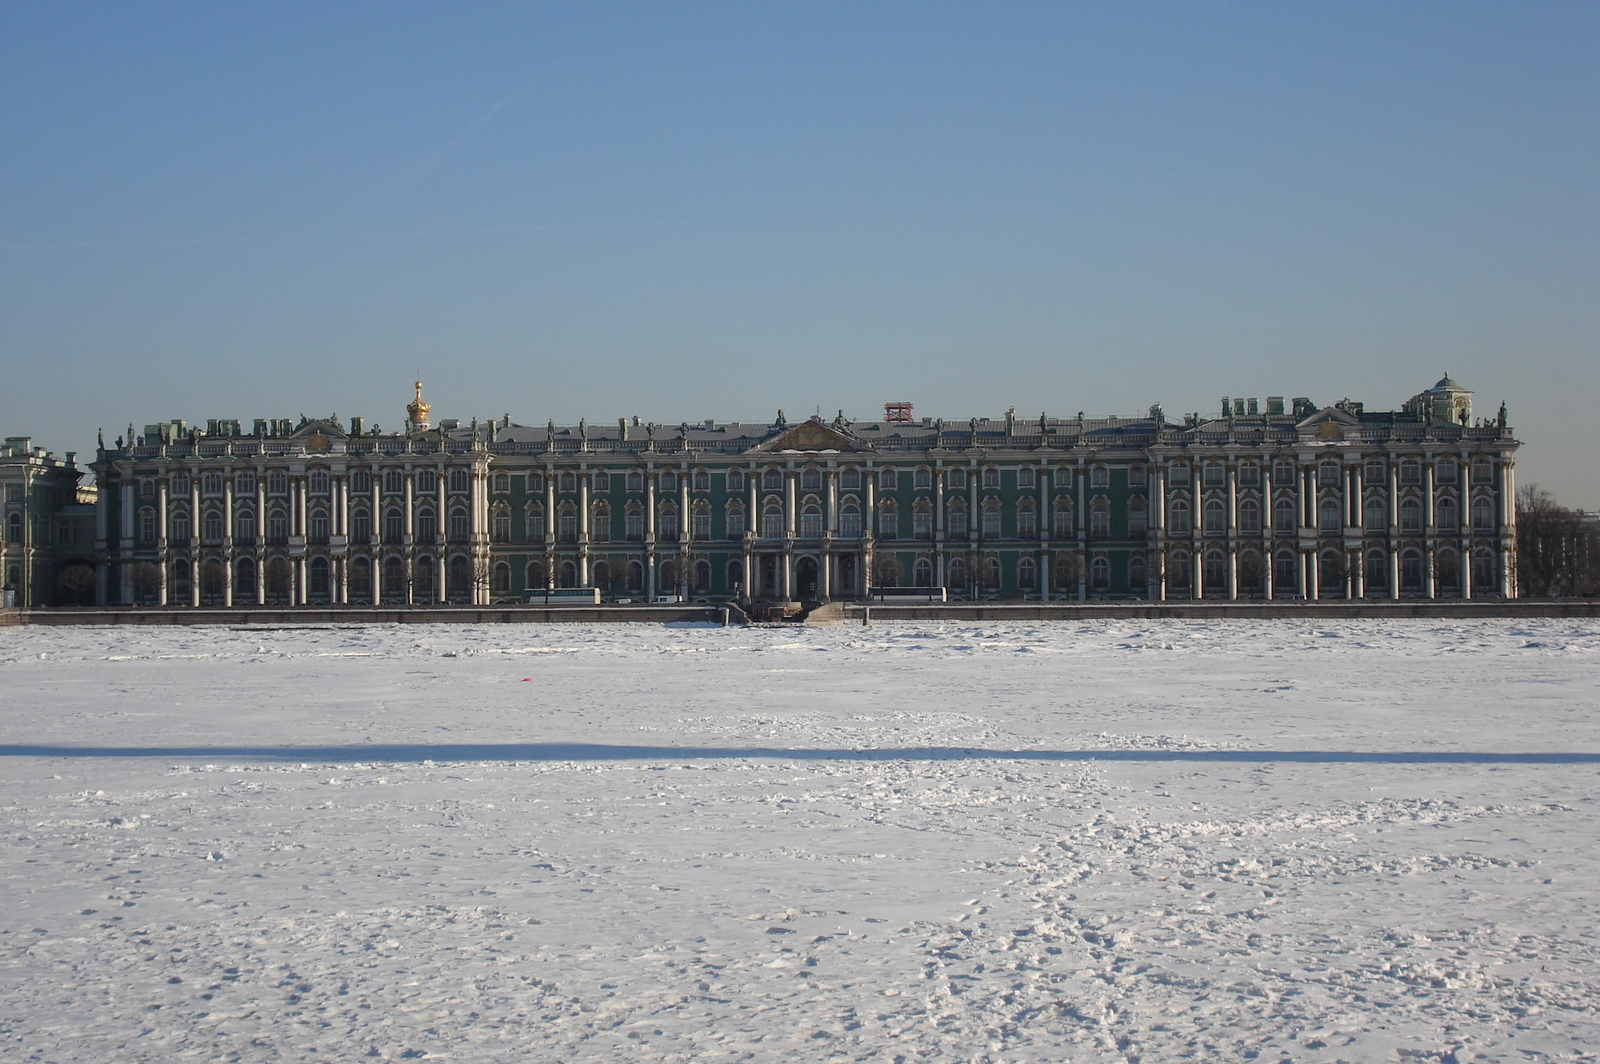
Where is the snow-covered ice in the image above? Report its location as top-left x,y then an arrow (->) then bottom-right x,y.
1,619 -> 1597,1062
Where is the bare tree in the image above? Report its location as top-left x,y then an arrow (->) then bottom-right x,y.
129,562 -> 161,605
1517,484 -> 1599,596
56,563 -> 96,606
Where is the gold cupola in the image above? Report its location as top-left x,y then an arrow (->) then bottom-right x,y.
405,379 -> 432,433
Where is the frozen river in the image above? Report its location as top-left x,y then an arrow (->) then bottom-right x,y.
2,619 -> 1597,1062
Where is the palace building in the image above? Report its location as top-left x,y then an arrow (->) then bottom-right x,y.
84,375 -> 1518,607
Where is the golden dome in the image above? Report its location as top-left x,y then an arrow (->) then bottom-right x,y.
406,380 -> 431,425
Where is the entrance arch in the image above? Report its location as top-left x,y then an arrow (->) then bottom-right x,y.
795,556 -> 819,600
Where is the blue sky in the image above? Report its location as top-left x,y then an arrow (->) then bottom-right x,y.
2,1 -> 1595,504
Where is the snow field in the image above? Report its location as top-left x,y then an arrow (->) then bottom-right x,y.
1,620 -> 1598,1062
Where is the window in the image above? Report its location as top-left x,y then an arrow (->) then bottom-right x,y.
558,506 -> 578,543
1127,554 -> 1146,591
659,471 -> 678,493
1401,549 -> 1423,590
726,503 -> 747,538
141,479 -> 155,498
449,469 -> 469,493
419,469 -> 439,494
237,471 -> 258,495
343,510 -> 362,545
948,468 -> 967,490
1205,551 -> 1227,592
658,504 -> 679,542
914,557 -> 934,587
1473,549 -> 1495,589
1019,555 -> 1038,589
983,467 -> 1002,489
1092,556 -> 1111,589
449,507 -> 470,541
172,473 -> 191,496
840,467 -> 859,490
492,473 -> 510,493
493,509 -> 513,542
559,472 -> 577,493
1169,500 -> 1191,534
416,507 -> 437,544
1472,458 -> 1493,485
309,470 -> 329,495
1203,462 -> 1224,486
840,503 -> 860,538
1366,550 -> 1387,590
1273,460 -> 1295,484
1169,551 -> 1191,588
1365,460 -> 1386,484
1127,498 -> 1147,536
493,562 -> 511,595
170,511 -> 191,543
727,468 -> 745,490
527,505 -> 547,540
306,509 -> 327,544
948,500 -> 969,539
383,469 -> 403,494
879,500 -> 899,540
1052,501 -> 1072,538
982,502 -> 1002,538
1274,551 -> 1297,592
528,472 -> 545,492
1472,497 -> 1495,532
1365,497 -> 1387,531
1052,467 -> 1071,488
1237,499 -> 1260,534
1319,498 -> 1341,535
625,507 -> 644,541
269,470 -> 289,495
1203,499 -> 1225,534
692,505 -> 711,540
202,472 -> 223,495
1400,459 -> 1421,485
1018,500 -> 1038,538
912,502 -> 932,539
761,501 -> 783,538
1435,460 -> 1457,485
693,470 -> 711,492
1435,497 -> 1458,532
879,468 -> 897,490
269,508 -> 290,544
914,467 -> 932,490
1090,499 -> 1111,538
1400,498 -> 1422,533
764,469 -> 783,490
381,507 -> 401,544
802,468 -> 822,491
626,469 -> 644,492
1318,461 -> 1341,487
1236,463 -> 1257,487
693,561 -> 711,592
801,504 -> 823,539
1274,498 -> 1296,533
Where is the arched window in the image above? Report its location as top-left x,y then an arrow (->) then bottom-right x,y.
1472,548 -> 1495,590
448,555 -> 471,597
349,470 -> 371,495
526,472 -> 545,493
623,504 -> 643,541
1052,554 -> 1078,589
1365,459 -> 1387,483
725,560 -> 743,593
266,557 -> 293,601
1204,550 -> 1226,592
693,560 -> 711,591
1365,549 -> 1388,590
1169,550 -> 1191,588
416,469 -> 437,494
1168,500 -> 1190,534
982,502 -> 1002,539
949,467 -> 967,489
1051,466 -> 1071,488
448,507 -> 470,542
726,502 -> 747,539
626,470 -> 644,492
801,502 -> 823,539
1472,458 -> 1494,484
268,470 -> 289,495
763,469 -> 783,490
268,508 -> 290,544
879,467 -> 898,490
1090,498 -> 1111,538
658,471 -> 678,493
949,556 -> 969,591
203,508 -> 224,543
138,507 -> 156,544
691,503 -> 711,541
238,557 -> 260,603
557,505 -> 578,543
1318,498 -> 1341,535
1051,500 -> 1073,538
170,510 -> 191,544
1274,550 -> 1297,593
1399,459 -> 1421,484
659,560 -> 676,591
628,561 -> 644,591
1435,459 -> 1458,485
693,470 -> 711,492
308,508 -> 329,544
172,558 -> 192,600
309,557 -> 330,599
1274,497 -> 1296,533
1400,498 -> 1422,533
1018,499 -> 1038,538
879,499 -> 899,541
202,471 -> 223,495
839,502 -> 860,539
413,557 -> 435,601
914,557 -> 934,586
911,500 -> 932,539
382,556 -> 405,602
493,507 -> 514,542
448,469 -> 469,493
415,507 -> 437,544
985,556 -> 1002,588
839,467 -> 860,490
383,508 -> 403,543
984,466 -> 1003,489
727,469 -> 746,490
525,560 -> 546,591
1131,465 -> 1152,488
948,500 -> 969,539
1235,462 -> 1257,486
382,469 -> 403,494
1200,499 -> 1223,534
492,472 -> 510,493
1365,496 -> 1387,531
1436,548 -> 1461,591
237,509 -> 258,544
1319,549 -> 1346,592
1236,499 -> 1259,534
526,504 -> 546,540
761,500 -> 783,539
1018,466 -> 1037,488
1401,549 -> 1423,590
1018,555 -> 1037,589
1127,554 -> 1146,591
1435,497 -> 1458,532
1318,460 -> 1341,487
1126,497 -> 1146,536
493,562 -> 512,595
1472,497 -> 1495,531
801,467 -> 822,491
658,504 -> 680,542
1091,556 -> 1111,589
308,470 -> 329,495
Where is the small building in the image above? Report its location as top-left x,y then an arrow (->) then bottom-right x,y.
0,437 -> 96,607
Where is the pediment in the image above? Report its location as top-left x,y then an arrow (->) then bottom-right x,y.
746,419 -> 872,453
1295,407 -> 1361,437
